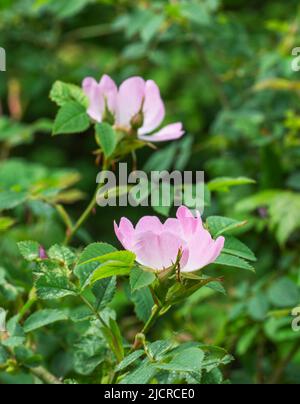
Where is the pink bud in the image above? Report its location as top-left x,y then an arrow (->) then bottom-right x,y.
39,246 -> 48,260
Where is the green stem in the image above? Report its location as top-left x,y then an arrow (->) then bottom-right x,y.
64,188 -> 99,245
79,295 -> 107,329
18,289 -> 37,321
30,366 -> 62,385
141,304 -> 161,336
268,340 -> 300,384
56,204 -> 73,233
131,304 -> 161,353
64,164 -> 109,245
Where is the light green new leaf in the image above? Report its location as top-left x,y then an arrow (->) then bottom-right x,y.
53,101 -> 90,135
74,242 -> 117,286
24,309 -> 68,333
130,267 -> 156,292
90,251 -> 136,284
208,177 -> 255,192
50,80 -> 87,107
0,216 -> 15,231
95,122 -> 118,158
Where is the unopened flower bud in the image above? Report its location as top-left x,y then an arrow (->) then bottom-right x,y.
39,246 -> 48,259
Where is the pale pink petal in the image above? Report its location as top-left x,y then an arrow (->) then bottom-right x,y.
163,218 -> 183,236
209,236 -> 225,262
139,80 -> 165,135
139,123 -> 185,142
134,231 -> 186,271
82,77 -> 104,122
116,77 -> 145,127
181,232 -> 225,272
99,74 -> 118,115
135,216 -> 163,234
176,206 -> 203,239
176,206 -> 195,219
114,218 -> 135,251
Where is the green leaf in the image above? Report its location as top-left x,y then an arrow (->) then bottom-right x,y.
48,244 -> 76,267
74,243 -> 117,286
73,335 -> 106,376
207,216 -> 248,237
156,347 -> 204,373
130,267 -> 156,292
236,326 -> 259,356
93,276 -> 117,310
18,241 -> 40,261
247,293 -> 270,321
23,309 -> 68,333
267,278 -> 300,308
264,317 -> 299,343
0,345 -> 9,365
89,251 -> 136,284
214,253 -> 255,272
0,191 -> 27,210
131,287 -> 154,323
223,236 -> 257,262
144,143 -> 177,172
120,360 -> 157,384
148,340 -> 174,360
41,0 -> 92,19
50,81 -> 87,107
53,101 -> 90,135
0,216 -> 15,231
115,350 -> 145,372
3,315 -> 25,348
141,14 -> 165,43
180,1 -> 212,26
35,272 -> 77,300
208,177 -> 255,192
95,123 -> 118,158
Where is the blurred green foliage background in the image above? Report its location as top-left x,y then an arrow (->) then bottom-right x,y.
1,0 -> 300,384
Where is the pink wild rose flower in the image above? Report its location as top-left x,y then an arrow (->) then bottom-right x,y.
82,75 -> 184,143
114,206 -> 225,272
